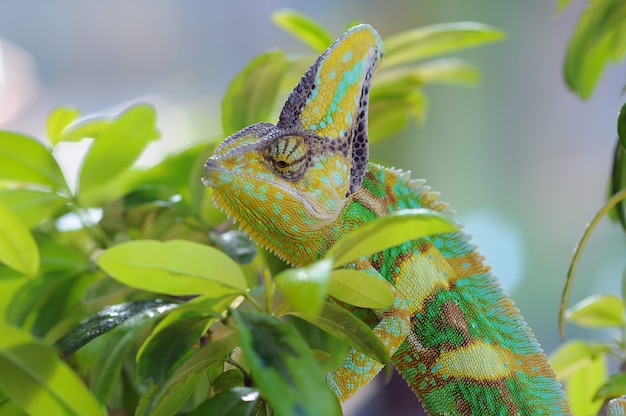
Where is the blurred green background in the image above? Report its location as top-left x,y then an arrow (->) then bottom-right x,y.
0,1 -> 622,414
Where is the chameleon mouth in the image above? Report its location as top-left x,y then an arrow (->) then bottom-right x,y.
203,158 -> 334,222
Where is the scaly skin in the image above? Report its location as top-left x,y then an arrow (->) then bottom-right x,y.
203,24 -> 572,415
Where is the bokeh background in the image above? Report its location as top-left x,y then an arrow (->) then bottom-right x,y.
0,1 -> 623,414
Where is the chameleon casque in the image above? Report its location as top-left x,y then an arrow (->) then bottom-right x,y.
203,24 -> 574,415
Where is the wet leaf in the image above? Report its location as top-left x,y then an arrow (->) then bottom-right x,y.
233,310 -> 341,416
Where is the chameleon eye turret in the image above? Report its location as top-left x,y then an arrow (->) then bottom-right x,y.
264,135 -> 308,180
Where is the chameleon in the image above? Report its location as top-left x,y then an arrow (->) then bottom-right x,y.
202,24 -> 573,415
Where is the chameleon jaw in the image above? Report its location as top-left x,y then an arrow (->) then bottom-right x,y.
203,156 -> 344,224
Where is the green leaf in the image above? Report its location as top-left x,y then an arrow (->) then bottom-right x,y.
565,293 -> 625,328
619,102 -> 626,151
549,339 -> 612,379
0,322 -> 106,416
78,104 -> 159,201
137,311 -> 213,385
283,315 -> 349,374
326,208 -> 458,267
0,273 -> 28,323
221,50 -> 287,136
91,313 -> 158,403
378,58 -> 480,87
38,236 -> 88,275
55,300 -> 178,358
595,372 -> 626,401
0,189 -> 68,228
136,338 -> 232,416
608,140 -> 626,231
566,349 -> 606,416
213,369 -> 245,393
328,269 -> 394,308
288,301 -> 389,364
381,22 -> 506,69
97,239 -> 248,296
136,295 -> 236,385
556,0 -> 574,13
210,230 -> 258,265
368,93 -> 426,142
275,259 -> 332,318
189,387 -> 260,416
272,9 -> 334,54
59,119 -> 112,143
564,0 -> 626,98
0,201 -> 39,277
232,310 -> 341,416
374,59 -> 478,96
0,131 -> 67,190
6,272 -> 77,328
46,107 -> 80,145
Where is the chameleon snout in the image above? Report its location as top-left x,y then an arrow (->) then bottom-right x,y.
201,157 -> 219,188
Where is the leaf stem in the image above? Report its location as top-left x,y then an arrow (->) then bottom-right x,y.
559,188 -> 626,339
243,292 -> 265,312
69,194 -> 112,248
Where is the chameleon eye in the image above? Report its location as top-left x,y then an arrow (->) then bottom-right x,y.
267,135 -> 308,180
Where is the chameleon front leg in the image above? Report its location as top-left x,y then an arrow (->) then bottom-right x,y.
326,262 -> 412,401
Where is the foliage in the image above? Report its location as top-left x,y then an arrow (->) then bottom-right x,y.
552,1 -> 626,414
0,10 -> 500,416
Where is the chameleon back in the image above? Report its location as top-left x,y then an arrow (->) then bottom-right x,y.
347,164 -> 571,415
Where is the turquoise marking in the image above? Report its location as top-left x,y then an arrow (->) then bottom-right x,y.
455,274 -> 542,355
218,171 -> 232,184
310,124 -> 318,130
320,121 -> 327,128
275,192 -> 283,200
329,69 -> 336,79
342,50 -> 352,62
323,59 -> 366,131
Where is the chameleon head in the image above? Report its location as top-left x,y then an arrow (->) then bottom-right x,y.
203,122 -> 353,237
203,24 -> 383,261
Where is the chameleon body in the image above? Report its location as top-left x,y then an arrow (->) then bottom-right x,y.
203,24 -> 572,415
